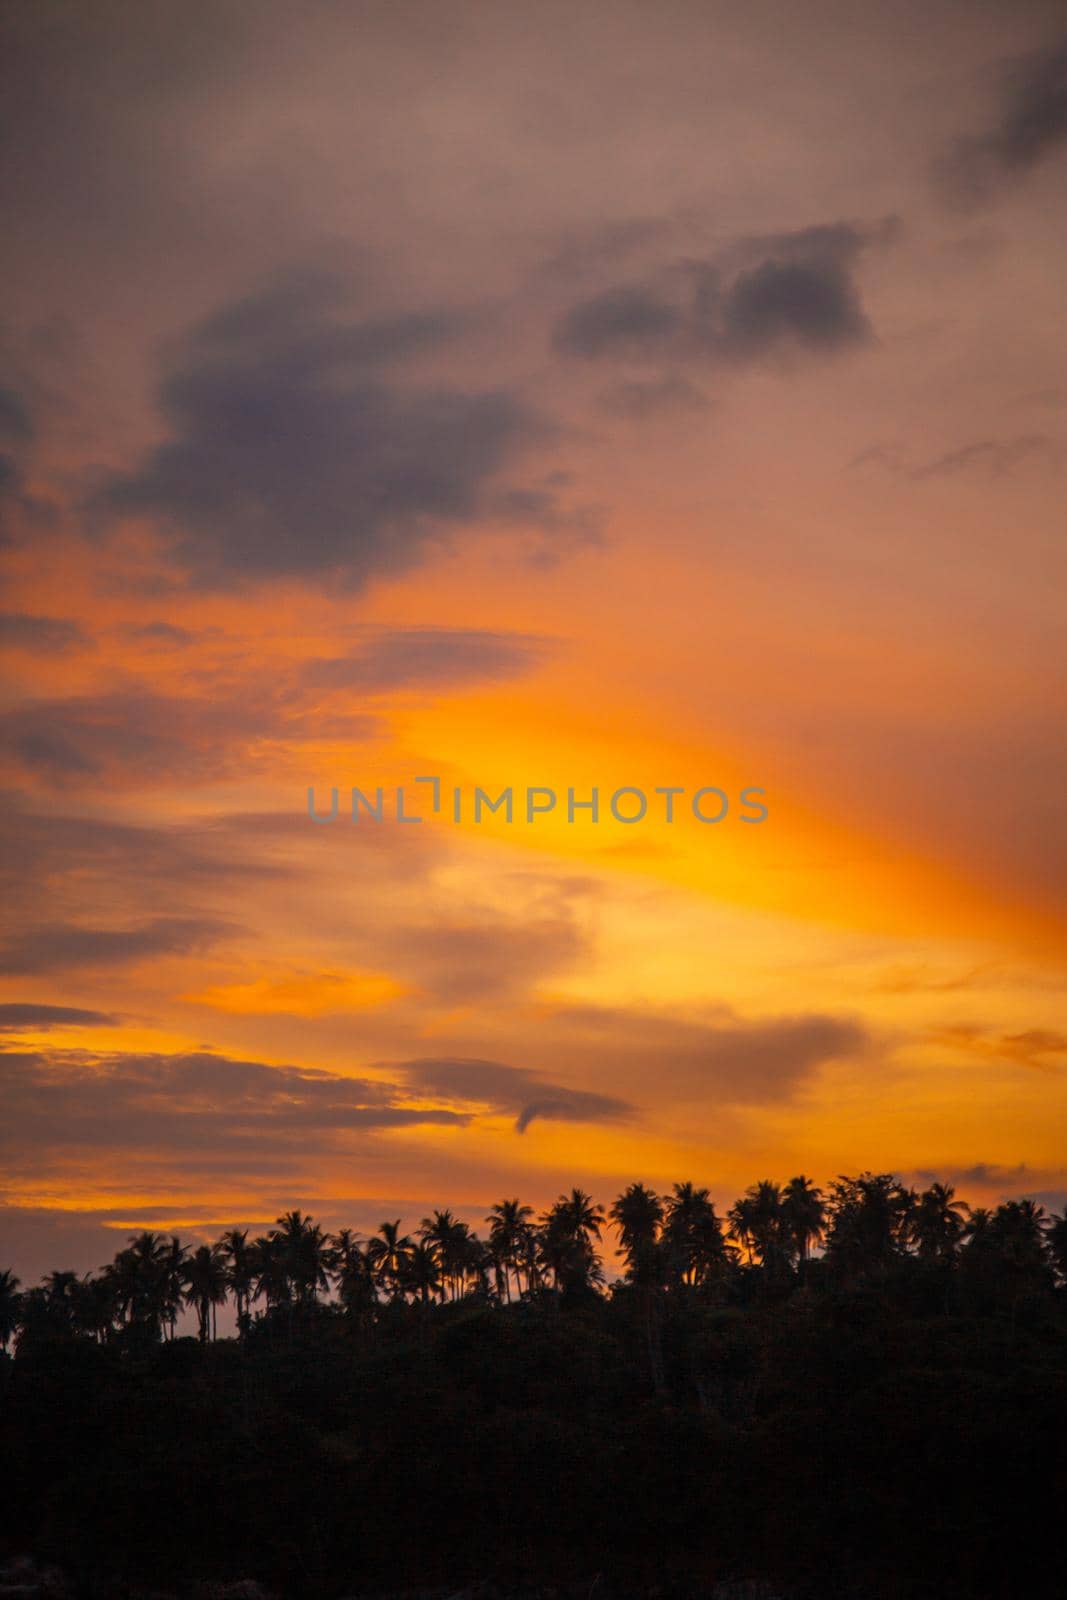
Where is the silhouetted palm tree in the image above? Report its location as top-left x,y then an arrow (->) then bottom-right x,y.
330,1232 -> 377,1320
249,1233 -> 291,1311
909,1183 -> 969,1262
516,1219 -> 544,1297
159,1236 -> 189,1339
824,1173 -> 915,1277
486,1199 -> 536,1301
0,1269 -> 21,1353
117,1232 -> 176,1340
1046,1211 -> 1067,1284
270,1211 -> 331,1304
611,1183 -> 668,1395
963,1198 -> 1052,1331
220,1228 -> 254,1331
781,1175 -> 826,1266
368,1220 -> 413,1301
610,1183 -> 664,1272
326,1228 -> 361,1277
463,1234 -> 493,1300
43,1270 -> 80,1331
403,1240 -> 443,1304
72,1272 -> 118,1343
557,1187 -> 605,1243
663,1182 -> 729,1288
419,1210 -> 476,1301
729,1181 -> 791,1271
540,1189 -> 605,1294
184,1243 -> 229,1342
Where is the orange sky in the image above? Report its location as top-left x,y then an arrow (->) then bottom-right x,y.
2,0 -> 1066,1281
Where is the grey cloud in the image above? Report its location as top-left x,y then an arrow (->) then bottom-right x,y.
97,274 -> 554,588
0,799 -> 441,975
0,1047 -> 470,1162
397,1055 -> 633,1133
535,216 -> 680,284
0,1205 -> 161,1285
553,222 -> 878,368
0,385 -> 32,441
0,916 -> 234,976
945,36 -> 1067,202
547,1004 -> 869,1104
597,376 -> 710,418
956,1161 -> 1034,1187
0,1003 -> 117,1030
0,687 -> 382,784
555,287 -> 684,358
120,621 -> 197,645
1,628 -> 544,788
389,916 -> 589,1004
0,612 -> 87,652
910,434 -> 1054,479
851,433 -> 1056,481
0,798 -> 291,909
304,626 -> 550,693
930,1022 -> 1067,1072
719,255 -> 869,357
0,383 -> 33,510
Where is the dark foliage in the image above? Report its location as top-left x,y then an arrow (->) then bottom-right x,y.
1,1177 -> 1065,1600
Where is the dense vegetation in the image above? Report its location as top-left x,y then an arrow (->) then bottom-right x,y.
2,1174 -> 1065,1600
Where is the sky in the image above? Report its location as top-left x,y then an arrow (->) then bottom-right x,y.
2,0 -> 1066,1284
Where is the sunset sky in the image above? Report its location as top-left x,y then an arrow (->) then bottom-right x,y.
2,0 -> 1066,1284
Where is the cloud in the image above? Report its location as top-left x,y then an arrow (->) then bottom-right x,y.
119,621 -> 197,646
553,221 -> 879,368
0,383 -> 33,510
944,36 -> 1067,202
556,286 -> 685,359
0,629 -> 547,789
387,916 -> 589,1004
0,798 -> 443,996
597,376 -> 710,418
719,255 -> 869,357
375,1005 -> 865,1131
0,917 -> 234,976
954,1161 -> 1034,1188
850,435 -> 1057,480
999,1029 -> 1067,1068
0,798 -> 292,910
543,1003 -> 869,1104
0,687 -> 383,785
0,1003 -> 117,1031
396,1055 -> 633,1133
930,1024 -> 1067,1071
0,386 -> 32,442
0,1047 -> 470,1165
909,434 -> 1054,480
0,612 -> 87,652
870,962 -> 1001,995
303,626 -> 551,693
96,273 -> 558,588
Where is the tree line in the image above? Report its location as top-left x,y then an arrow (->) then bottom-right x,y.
3,1171 -> 1064,1355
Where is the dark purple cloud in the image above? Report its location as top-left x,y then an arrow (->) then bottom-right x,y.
545,1003 -> 870,1103
96,274 -> 564,588
554,221 -> 880,366
0,612 -> 87,652
303,626 -> 551,693
396,1055 -> 633,1133
944,36 -> 1067,203
0,1003 -> 117,1030
0,1047 -> 470,1165
0,917 -> 234,976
